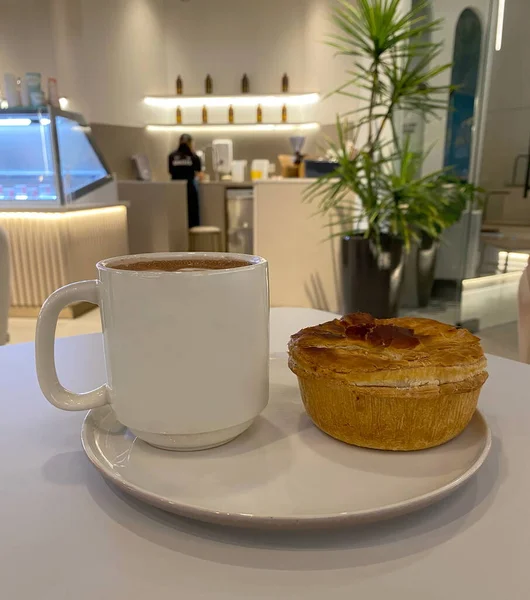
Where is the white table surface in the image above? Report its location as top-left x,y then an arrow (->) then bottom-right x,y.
0,307 -> 527,599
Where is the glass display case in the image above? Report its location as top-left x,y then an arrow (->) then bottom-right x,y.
0,105 -> 114,207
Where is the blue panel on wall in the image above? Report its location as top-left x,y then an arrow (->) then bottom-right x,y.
443,8 -> 482,181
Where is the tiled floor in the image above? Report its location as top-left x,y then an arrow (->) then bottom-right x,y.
477,321 -> 519,361
6,307 -> 522,362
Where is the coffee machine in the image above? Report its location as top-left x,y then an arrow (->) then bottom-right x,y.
212,139 -> 233,180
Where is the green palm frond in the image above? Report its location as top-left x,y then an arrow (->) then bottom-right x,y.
307,0 -> 483,250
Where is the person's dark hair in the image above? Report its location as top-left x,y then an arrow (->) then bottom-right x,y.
177,133 -> 193,156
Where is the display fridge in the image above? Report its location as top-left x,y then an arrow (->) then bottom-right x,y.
0,105 -> 128,316
0,105 -> 116,207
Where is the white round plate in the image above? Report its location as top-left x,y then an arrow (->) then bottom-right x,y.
81,354 -> 491,530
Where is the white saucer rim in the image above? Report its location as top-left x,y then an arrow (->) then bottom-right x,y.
81,411 -> 492,527
80,355 -> 493,529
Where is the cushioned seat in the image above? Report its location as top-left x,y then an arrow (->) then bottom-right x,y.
189,226 -> 222,252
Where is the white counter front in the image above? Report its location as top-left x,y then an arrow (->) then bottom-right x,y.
253,180 -> 343,313
0,204 -> 128,316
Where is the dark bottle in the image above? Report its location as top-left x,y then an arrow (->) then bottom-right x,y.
257,104 -> 263,124
176,106 -> 182,124
176,76 -> 183,95
281,104 -> 287,123
228,105 -> 234,124
241,73 -> 249,93
282,73 -> 289,93
205,74 -> 213,94
202,105 -> 208,124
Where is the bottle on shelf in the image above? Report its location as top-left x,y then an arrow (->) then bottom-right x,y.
47,77 -> 59,107
282,73 -> 289,93
241,73 -> 249,94
228,104 -> 234,124
281,104 -> 288,123
16,77 -> 22,106
176,106 -> 182,124
205,74 -> 213,94
176,75 -> 183,95
202,105 -> 208,124
257,104 -> 263,124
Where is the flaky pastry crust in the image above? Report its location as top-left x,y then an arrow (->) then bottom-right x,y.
288,313 -> 487,388
288,313 -> 488,450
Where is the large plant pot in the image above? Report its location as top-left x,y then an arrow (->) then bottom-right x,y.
435,210 -> 483,280
341,235 -> 405,318
416,234 -> 439,307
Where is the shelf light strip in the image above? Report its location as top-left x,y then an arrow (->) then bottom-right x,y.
144,93 -> 320,109
0,206 -> 126,220
0,118 -> 55,127
495,0 -> 505,51
0,118 -> 32,126
146,122 -> 320,133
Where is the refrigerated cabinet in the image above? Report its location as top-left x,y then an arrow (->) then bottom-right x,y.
0,105 -> 115,206
226,187 -> 254,255
0,106 -> 128,316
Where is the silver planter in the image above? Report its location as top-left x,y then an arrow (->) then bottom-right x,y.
402,235 -> 439,308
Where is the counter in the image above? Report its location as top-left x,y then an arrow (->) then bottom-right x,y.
0,202 -> 128,317
199,178 -> 341,311
117,178 -> 342,313
117,181 -> 188,253
199,181 -> 254,251
253,179 -> 342,313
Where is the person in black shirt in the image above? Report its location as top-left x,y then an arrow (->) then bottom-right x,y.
168,133 -> 202,228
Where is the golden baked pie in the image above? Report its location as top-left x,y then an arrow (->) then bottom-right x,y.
288,313 -> 488,451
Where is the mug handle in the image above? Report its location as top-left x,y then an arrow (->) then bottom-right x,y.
35,280 -> 110,411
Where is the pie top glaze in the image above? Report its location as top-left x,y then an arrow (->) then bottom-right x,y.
288,313 -> 487,388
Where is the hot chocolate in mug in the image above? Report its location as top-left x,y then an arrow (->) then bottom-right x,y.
35,252 -> 270,450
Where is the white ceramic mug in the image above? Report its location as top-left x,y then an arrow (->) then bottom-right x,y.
35,252 -> 270,450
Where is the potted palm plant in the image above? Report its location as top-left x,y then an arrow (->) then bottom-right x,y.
307,0 -> 479,317
405,176 -> 482,307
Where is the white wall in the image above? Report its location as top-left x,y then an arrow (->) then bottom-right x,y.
51,0 -> 167,126
480,0 -> 530,188
422,0 -> 491,176
2,0 -> 168,126
304,0 -> 359,126
78,0 -> 167,126
163,0 -> 307,95
0,0 -> 55,88
0,0 -> 355,127
159,0 -> 357,126
161,0 -> 309,125
50,0 -> 87,116
0,0 -> 500,151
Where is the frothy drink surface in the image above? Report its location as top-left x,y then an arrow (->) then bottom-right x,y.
112,258 -> 252,272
